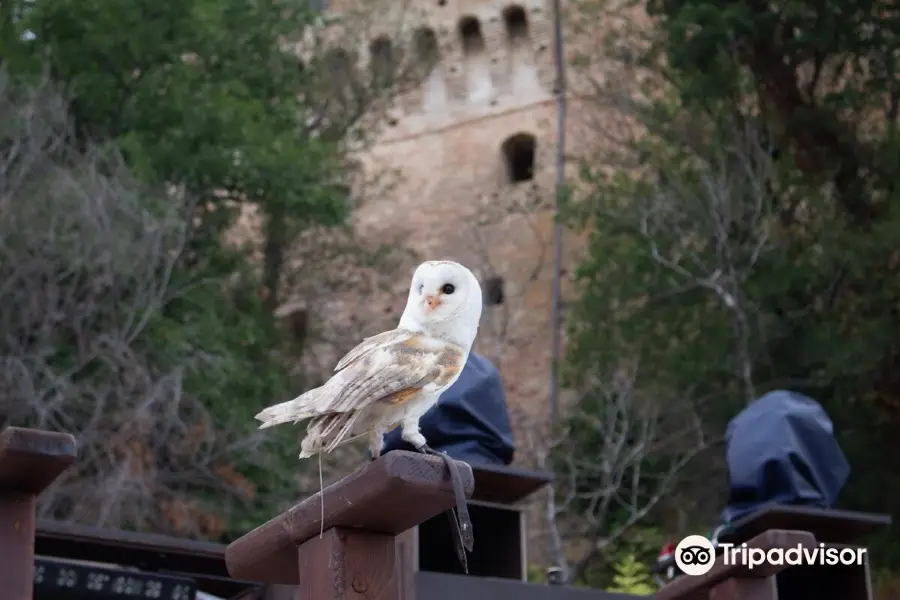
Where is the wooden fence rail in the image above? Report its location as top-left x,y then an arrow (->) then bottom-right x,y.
0,424 -> 889,600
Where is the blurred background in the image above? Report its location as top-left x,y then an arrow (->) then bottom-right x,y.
2,0 -> 899,596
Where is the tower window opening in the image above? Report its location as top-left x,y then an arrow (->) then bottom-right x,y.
413,27 -> 439,70
501,133 -> 536,183
369,37 -> 394,85
502,5 -> 529,42
485,276 -> 505,306
458,16 -> 485,55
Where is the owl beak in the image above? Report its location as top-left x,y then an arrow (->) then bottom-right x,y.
424,294 -> 442,312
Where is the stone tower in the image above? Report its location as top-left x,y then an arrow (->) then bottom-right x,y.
350,0 -> 572,441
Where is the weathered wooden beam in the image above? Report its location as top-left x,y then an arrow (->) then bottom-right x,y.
0,426 -> 77,600
709,577 -> 779,600
718,505 -> 890,546
225,449 -> 475,595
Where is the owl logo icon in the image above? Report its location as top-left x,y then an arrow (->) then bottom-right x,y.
674,535 -> 716,576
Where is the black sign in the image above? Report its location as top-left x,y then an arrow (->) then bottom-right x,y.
34,557 -> 197,600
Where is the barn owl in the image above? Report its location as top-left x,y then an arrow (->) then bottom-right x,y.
255,260 -> 483,460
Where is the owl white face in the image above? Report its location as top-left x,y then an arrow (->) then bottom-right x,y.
404,261 -> 483,328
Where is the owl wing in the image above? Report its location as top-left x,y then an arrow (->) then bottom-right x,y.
333,328 -> 416,372
325,334 -> 466,413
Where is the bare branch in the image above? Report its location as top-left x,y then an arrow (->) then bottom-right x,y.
0,71 -> 277,537
558,362 -> 709,583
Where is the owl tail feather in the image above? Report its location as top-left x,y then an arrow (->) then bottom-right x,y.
298,411 -> 362,459
255,386 -> 323,429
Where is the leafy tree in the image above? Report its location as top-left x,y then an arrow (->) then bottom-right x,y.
4,0 -> 419,309
561,0 -> 900,576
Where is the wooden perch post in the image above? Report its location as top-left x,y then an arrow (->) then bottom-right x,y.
226,450 -> 475,600
0,426 -> 77,600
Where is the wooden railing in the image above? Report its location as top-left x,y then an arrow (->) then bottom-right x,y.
222,453 -> 885,600
0,424 -> 888,600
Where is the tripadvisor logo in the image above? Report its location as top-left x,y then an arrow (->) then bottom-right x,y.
674,535 -> 716,576
674,534 -> 868,577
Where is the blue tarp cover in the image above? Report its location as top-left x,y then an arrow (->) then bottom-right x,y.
722,390 -> 850,523
381,352 -> 515,466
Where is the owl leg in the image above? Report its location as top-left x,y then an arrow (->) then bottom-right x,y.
416,443 -> 440,455
400,417 -> 429,452
368,427 -> 386,460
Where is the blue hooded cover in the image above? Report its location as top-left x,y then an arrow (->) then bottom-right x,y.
381,352 -> 515,466
721,390 -> 850,523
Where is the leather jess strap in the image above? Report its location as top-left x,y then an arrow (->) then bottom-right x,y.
417,446 -> 474,572
436,450 -> 474,571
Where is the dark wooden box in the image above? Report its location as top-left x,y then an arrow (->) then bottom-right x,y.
399,463 -> 551,582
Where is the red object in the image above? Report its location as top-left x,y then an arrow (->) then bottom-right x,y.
658,541 -> 677,582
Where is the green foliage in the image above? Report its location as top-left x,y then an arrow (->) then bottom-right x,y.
3,0 -> 412,304
11,0 -> 350,258
526,564 -> 549,584
642,0 -> 900,566
572,525 -> 667,590
607,555 -> 655,596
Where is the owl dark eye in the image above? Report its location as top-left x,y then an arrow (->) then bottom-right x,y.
441,283 -> 455,295
417,284 -> 424,294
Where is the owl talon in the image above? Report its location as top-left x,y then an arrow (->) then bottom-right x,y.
415,443 -> 441,456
